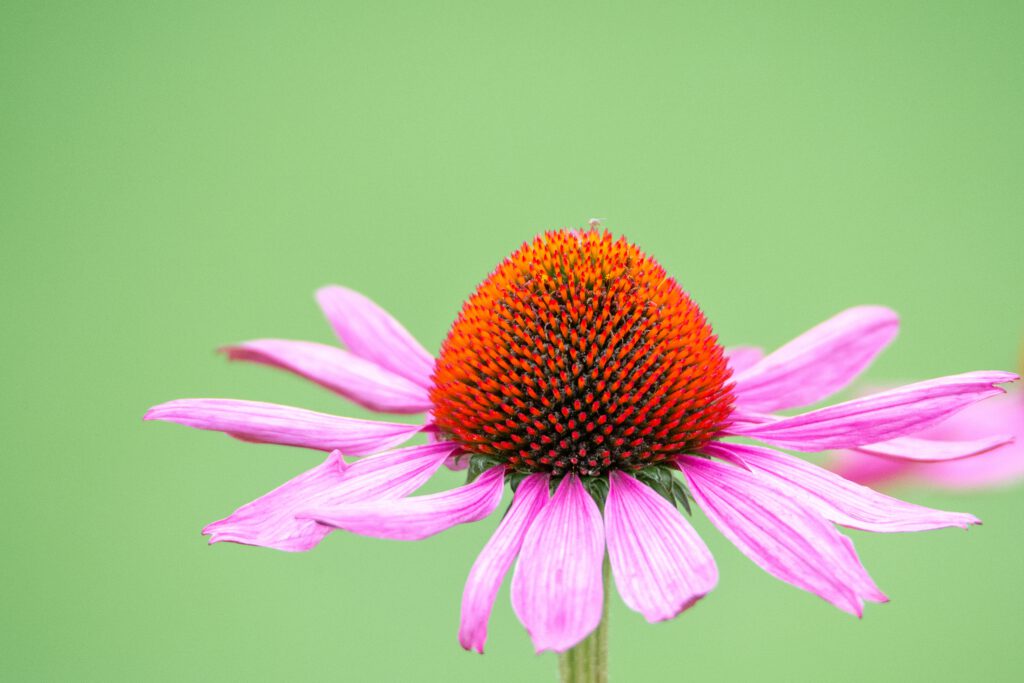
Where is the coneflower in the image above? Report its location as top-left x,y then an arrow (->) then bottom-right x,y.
147,228 -> 1016,679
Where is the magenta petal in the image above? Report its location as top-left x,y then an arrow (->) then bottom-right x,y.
511,474 -> 605,653
316,286 -> 435,389
202,441 -> 458,551
299,466 -> 506,540
729,371 -> 1019,451
835,533 -> 889,604
854,434 -> 1014,462
724,346 -> 764,375
223,339 -> 432,414
827,452 -> 910,489
679,455 -> 886,615
144,399 -> 422,455
605,471 -> 717,622
733,306 -> 899,412
201,450 -> 349,551
829,392 -> 1024,490
459,474 -> 549,653
704,442 -> 979,532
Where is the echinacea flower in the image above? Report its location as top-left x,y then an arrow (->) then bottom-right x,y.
827,388 -> 1024,490
146,229 -> 1017,654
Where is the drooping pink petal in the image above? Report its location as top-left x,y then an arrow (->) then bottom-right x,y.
704,442 -> 979,532
459,474 -> 549,654
678,455 -> 886,616
854,434 -> 1014,462
223,339 -> 432,414
145,399 -> 423,455
299,466 -> 506,540
511,474 -> 605,653
729,371 -> 1018,451
605,471 -> 717,622
201,441 -> 458,551
316,286 -> 435,389
733,306 -> 899,412
724,346 -> 764,374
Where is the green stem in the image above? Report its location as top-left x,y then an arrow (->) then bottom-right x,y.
558,557 -> 609,683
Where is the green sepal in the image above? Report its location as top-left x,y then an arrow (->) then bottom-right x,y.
581,475 -> 610,510
635,465 -> 693,516
466,453 -> 504,484
507,470 -> 531,492
671,477 -> 692,516
634,466 -> 677,505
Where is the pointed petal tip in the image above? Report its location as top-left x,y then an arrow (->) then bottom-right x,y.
143,400 -> 193,422
640,591 -> 713,624
143,402 -> 174,421
947,513 -> 982,529
457,634 -> 485,654
835,595 -> 867,618
203,528 -> 225,545
218,344 -> 248,361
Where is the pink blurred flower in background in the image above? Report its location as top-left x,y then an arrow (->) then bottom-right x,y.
828,388 -> 1024,490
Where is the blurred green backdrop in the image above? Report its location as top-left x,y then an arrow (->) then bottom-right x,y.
3,1 -> 1022,680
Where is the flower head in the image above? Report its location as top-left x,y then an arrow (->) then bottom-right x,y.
431,230 -> 732,475
146,227 -> 1017,653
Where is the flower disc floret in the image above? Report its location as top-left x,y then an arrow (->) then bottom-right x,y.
430,230 -> 735,475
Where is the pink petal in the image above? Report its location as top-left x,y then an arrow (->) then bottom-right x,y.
733,306 -> 899,412
511,474 -> 605,653
827,452 -> 911,489
316,286 -> 435,389
202,441 -> 458,551
831,391 -> 1024,490
459,474 -> 550,654
854,434 -> 1014,462
223,339 -> 432,414
299,466 -> 506,540
835,533 -> 889,604
724,346 -> 764,374
605,471 -> 718,622
679,455 -> 886,616
704,442 -> 979,532
729,371 -> 1018,451
145,399 -> 423,455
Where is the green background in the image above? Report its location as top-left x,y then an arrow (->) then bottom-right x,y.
3,1 -> 1022,680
